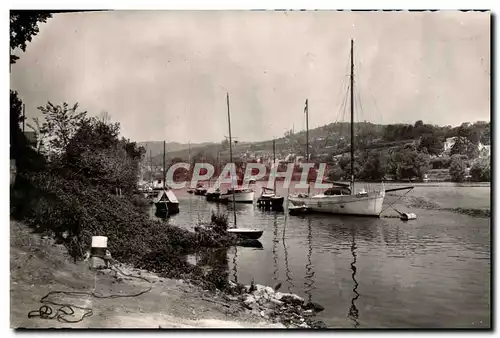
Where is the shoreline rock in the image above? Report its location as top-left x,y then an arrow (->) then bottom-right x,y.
229,282 -> 326,328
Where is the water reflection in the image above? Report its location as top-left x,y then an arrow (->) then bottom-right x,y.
304,218 -> 316,303
348,226 -> 360,328
282,216 -> 294,293
232,245 -> 238,283
272,214 -> 279,282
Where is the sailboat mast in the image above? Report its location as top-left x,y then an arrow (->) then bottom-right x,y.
305,99 -> 309,161
149,149 -> 152,184
350,39 -> 355,193
163,141 -> 166,189
273,138 -> 276,192
227,93 -> 237,226
305,99 -> 310,195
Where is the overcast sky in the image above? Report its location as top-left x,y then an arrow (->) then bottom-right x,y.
10,10 -> 490,143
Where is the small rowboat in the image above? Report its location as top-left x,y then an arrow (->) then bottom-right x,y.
227,228 -> 264,240
288,205 -> 311,216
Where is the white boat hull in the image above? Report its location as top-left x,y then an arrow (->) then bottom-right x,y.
220,191 -> 255,203
288,191 -> 385,217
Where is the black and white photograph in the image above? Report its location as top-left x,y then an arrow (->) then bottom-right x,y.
9,8 -> 491,329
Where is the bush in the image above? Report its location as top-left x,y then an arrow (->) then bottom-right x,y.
470,161 -> 491,182
211,211 -> 229,233
430,157 -> 451,169
11,170 -> 236,269
449,155 -> 467,182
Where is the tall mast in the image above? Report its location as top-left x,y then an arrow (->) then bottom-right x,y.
305,99 -> 309,161
163,141 -> 166,189
149,149 -> 152,184
305,99 -> 310,195
227,93 -> 237,227
350,39 -> 355,194
273,138 -> 276,192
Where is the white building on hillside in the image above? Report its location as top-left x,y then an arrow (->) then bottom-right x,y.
443,137 -> 457,153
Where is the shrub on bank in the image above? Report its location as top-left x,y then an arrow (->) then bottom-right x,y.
11,170 -> 237,270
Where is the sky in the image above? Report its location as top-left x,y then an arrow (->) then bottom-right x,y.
10,10 -> 490,143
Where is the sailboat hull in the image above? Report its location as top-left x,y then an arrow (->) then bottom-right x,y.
288,191 -> 385,217
219,191 -> 255,203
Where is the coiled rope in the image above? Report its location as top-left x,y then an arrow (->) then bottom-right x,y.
28,259 -> 152,324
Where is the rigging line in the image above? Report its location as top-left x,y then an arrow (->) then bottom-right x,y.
332,73 -> 350,125
339,82 -> 351,142
335,78 -> 349,138
378,188 -> 413,216
333,50 -> 352,127
332,61 -> 351,122
355,50 -> 384,125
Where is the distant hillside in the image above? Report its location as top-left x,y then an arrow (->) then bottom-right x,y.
138,141 -> 217,159
141,119 -> 490,166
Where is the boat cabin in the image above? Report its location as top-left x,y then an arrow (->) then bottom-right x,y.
324,186 -> 351,196
153,189 -> 179,204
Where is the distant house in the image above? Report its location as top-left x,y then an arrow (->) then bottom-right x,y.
443,137 -> 457,153
478,143 -> 491,158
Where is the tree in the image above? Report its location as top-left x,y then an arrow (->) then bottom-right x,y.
10,91 -> 25,159
449,154 -> 468,182
26,117 -> 46,153
10,11 -> 52,64
450,136 -> 479,159
360,151 -> 388,181
328,165 -> 345,181
418,135 -> 444,156
389,144 -> 430,181
470,160 -> 491,182
37,102 -> 88,157
63,118 -> 143,194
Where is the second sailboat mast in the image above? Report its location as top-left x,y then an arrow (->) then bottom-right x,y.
350,39 -> 355,193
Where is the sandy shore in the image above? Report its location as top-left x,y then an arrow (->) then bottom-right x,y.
10,221 -> 285,329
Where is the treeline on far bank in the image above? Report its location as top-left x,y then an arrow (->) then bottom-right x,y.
10,92 -> 238,290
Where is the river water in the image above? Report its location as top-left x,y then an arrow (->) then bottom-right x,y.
150,181 -> 491,328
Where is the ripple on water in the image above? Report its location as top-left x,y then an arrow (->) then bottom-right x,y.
149,184 -> 490,328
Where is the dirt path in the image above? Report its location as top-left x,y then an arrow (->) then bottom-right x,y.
10,221 -> 284,328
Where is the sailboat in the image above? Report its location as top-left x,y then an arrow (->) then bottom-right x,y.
288,40 -> 386,217
218,95 -> 255,204
206,151 -> 222,202
257,138 -> 284,210
154,141 -> 180,216
220,93 -> 262,239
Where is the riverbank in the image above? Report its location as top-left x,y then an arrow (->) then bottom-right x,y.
10,220 -> 325,329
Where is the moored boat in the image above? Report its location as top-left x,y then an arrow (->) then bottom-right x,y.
153,188 -> 180,216
227,228 -> 263,240
206,187 -> 221,202
193,183 -> 207,195
257,187 -> 284,210
256,139 -> 284,210
287,40 -> 391,218
219,188 -> 255,203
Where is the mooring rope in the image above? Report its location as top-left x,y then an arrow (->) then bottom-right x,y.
27,259 -> 152,324
379,189 -> 413,217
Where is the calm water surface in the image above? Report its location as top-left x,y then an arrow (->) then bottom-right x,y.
150,182 -> 491,328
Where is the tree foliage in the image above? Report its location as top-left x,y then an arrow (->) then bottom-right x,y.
418,135 -> 444,156
470,159 -> 490,182
37,102 -> 88,157
449,154 -> 468,182
10,11 -> 52,64
388,144 -> 430,180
